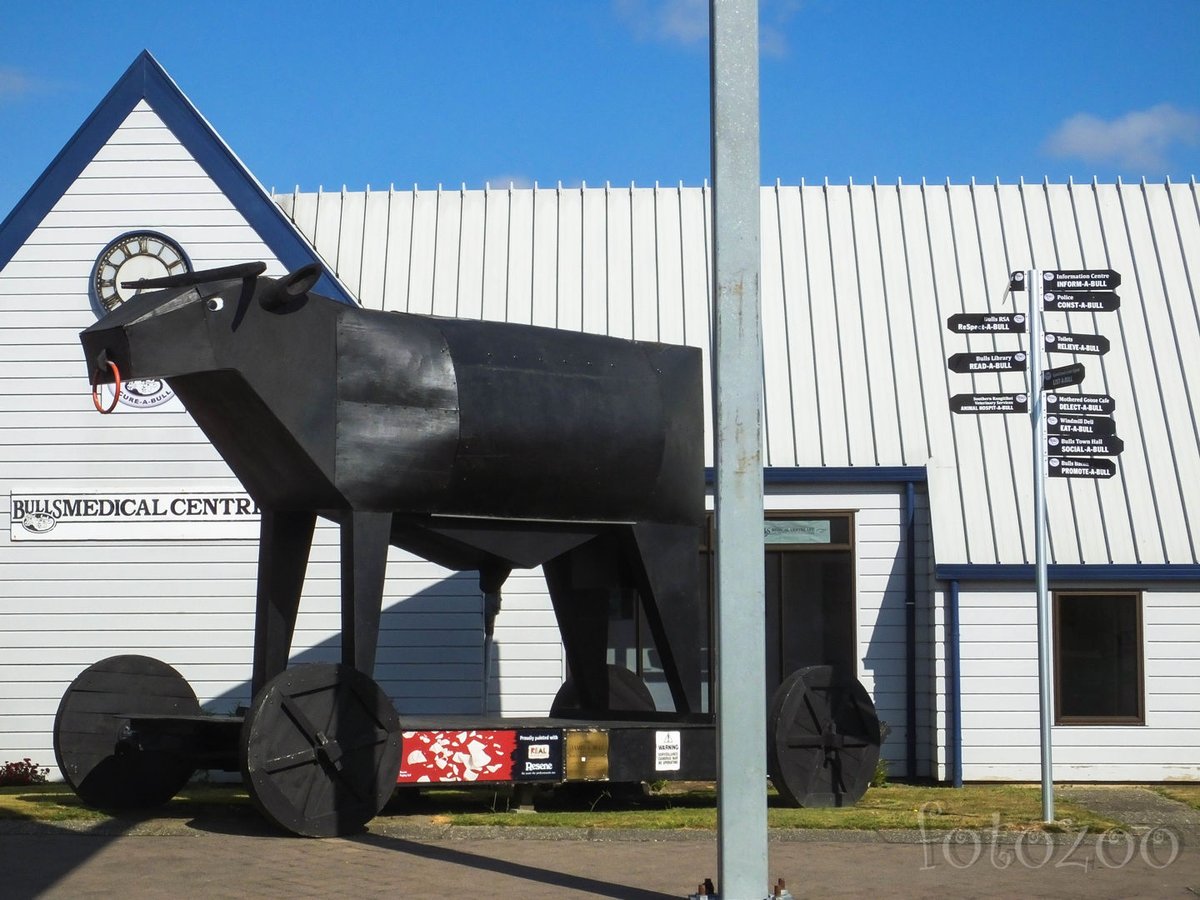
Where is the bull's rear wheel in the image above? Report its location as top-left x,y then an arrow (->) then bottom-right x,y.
767,665 -> 881,808
241,664 -> 401,837
53,654 -> 199,809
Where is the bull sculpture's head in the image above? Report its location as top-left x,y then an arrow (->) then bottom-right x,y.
80,261 -> 324,388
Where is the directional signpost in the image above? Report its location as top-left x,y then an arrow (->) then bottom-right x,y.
946,268 -> 1130,823
1027,268 -> 1126,824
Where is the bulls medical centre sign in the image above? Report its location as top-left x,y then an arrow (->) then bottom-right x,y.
9,490 -> 260,541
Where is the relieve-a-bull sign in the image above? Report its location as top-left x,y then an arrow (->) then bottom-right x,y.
67,261 -> 707,834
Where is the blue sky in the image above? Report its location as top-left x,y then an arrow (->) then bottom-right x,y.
1,0 -> 1197,217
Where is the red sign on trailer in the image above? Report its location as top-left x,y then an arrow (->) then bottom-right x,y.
397,729 -> 563,784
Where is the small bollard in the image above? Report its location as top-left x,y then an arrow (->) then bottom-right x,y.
770,876 -> 794,899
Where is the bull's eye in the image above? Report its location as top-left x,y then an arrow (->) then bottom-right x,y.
205,297 -> 224,312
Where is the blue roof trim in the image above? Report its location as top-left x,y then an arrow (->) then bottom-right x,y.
0,51 -> 353,304
705,466 -> 927,486
936,564 -> 1200,583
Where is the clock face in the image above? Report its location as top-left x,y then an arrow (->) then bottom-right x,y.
90,231 -> 190,318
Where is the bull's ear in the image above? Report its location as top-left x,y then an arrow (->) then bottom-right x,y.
260,263 -> 323,311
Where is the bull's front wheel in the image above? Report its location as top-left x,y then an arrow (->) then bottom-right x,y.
240,663 -> 401,837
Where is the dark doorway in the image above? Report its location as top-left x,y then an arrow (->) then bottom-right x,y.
607,511 -> 856,711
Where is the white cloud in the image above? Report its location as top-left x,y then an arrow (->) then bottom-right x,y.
614,0 -> 802,56
615,0 -> 707,46
484,174 -> 535,190
0,68 -> 37,102
1043,104 -> 1200,171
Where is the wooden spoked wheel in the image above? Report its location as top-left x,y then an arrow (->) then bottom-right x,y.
53,655 -> 200,809
240,664 -> 401,837
767,665 -> 881,808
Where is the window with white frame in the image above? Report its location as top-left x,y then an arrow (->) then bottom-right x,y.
1054,591 -> 1143,725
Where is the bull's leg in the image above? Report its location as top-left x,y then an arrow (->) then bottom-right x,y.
340,510 -> 392,676
252,509 -> 317,697
542,536 -> 618,712
624,522 -> 706,715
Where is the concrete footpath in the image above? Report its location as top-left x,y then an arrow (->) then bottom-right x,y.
1,787 -> 1198,898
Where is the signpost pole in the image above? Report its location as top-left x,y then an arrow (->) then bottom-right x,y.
1029,268 -> 1055,823
710,1 -> 768,895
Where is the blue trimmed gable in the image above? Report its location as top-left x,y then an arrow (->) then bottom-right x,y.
0,51 -> 352,304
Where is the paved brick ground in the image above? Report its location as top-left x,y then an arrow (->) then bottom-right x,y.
2,820 -> 1197,899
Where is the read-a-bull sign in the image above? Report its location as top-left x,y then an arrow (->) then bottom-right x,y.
79,262 -> 707,715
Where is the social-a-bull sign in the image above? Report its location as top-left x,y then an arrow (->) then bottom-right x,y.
79,262 -> 708,714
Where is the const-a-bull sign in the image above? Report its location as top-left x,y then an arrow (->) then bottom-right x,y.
9,491 -> 260,541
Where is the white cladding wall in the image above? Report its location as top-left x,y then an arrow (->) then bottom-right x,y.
0,103 -> 509,768
932,583 -> 1200,781
276,180 -> 1200,568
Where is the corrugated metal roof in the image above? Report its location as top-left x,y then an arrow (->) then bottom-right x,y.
273,179 -> 1200,568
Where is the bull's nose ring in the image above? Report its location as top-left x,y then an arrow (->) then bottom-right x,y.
90,360 -> 121,414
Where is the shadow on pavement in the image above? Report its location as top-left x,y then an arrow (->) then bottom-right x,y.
351,831 -> 679,900
0,820 -> 135,897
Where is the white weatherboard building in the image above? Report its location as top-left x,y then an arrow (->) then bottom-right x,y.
2,53 -> 1198,784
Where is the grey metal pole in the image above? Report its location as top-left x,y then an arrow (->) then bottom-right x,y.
710,1 -> 768,896
1029,268 -> 1055,823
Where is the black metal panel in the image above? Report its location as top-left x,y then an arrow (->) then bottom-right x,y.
437,317 -> 703,525
335,312 -> 460,509
627,522 -> 706,714
550,664 -> 656,716
252,510 -> 317,696
340,511 -> 392,676
543,536 -> 617,712
605,723 -> 717,782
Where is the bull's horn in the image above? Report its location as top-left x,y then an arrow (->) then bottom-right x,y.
260,263 -> 323,310
121,261 -> 267,291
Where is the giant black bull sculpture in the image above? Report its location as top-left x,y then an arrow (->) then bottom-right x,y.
62,261 -> 717,834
